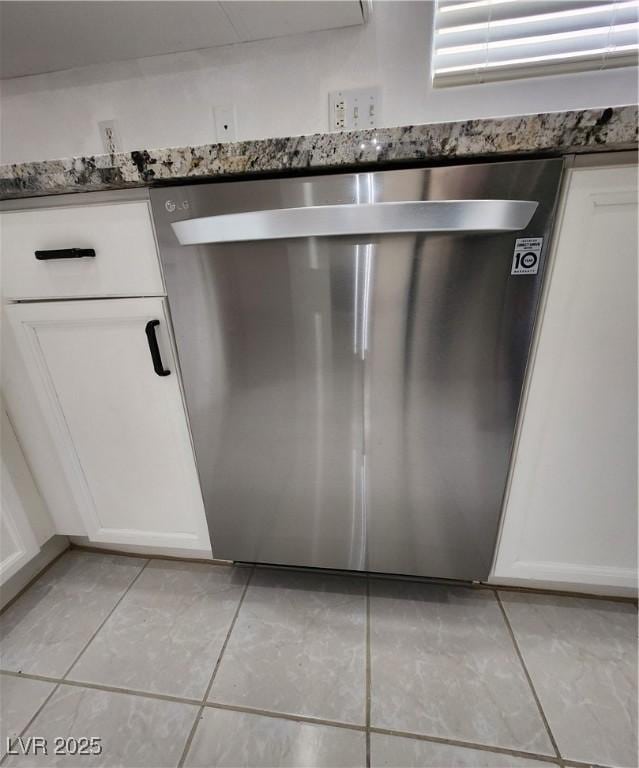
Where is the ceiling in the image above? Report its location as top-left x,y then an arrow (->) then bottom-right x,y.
0,1 -> 367,79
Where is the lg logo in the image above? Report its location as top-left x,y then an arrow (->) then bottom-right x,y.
165,199 -> 189,213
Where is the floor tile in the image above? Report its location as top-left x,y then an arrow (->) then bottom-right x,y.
0,552 -> 145,678
209,568 -> 366,724
3,683 -> 197,766
500,592 -> 638,767
185,707 -> 365,768
370,733 -> 556,767
0,674 -> 55,759
369,581 -> 554,755
70,561 -> 250,699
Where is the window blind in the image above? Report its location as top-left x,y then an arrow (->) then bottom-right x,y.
432,0 -> 639,86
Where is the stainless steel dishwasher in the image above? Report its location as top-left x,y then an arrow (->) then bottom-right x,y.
150,158 -> 563,580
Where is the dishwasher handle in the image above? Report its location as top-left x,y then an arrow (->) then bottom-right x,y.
171,200 -> 539,245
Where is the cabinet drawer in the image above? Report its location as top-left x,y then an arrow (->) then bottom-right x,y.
1,201 -> 164,300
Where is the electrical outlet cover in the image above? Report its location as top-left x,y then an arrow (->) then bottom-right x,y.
213,105 -> 237,142
329,87 -> 380,132
98,119 -> 121,154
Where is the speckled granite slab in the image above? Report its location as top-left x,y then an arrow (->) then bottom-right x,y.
1,105 -> 636,200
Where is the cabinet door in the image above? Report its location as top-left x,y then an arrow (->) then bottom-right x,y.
6,297 -> 210,551
493,162 -> 638,594
1,405 -> 40,584
0,495 -> 39,585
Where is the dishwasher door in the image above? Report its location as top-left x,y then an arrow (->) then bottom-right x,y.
150,158 -> 563,579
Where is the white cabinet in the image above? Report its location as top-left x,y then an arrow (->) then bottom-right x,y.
2,193 -> 211,556
1,404 -> 43,584
1,479 -> 40,585
492,159 -> 638,595
6,297 -> 210,551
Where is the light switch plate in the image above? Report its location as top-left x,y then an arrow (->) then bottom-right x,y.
213,104 -> 237,142
329,87 -> 380,131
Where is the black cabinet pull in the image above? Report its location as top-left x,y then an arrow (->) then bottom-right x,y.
145,320 -> 171,377
35,248 -> 96,260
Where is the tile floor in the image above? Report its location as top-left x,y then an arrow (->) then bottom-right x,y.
0,550 -> 636,768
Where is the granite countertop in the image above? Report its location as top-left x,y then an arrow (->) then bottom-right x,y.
1,105 -> 637,200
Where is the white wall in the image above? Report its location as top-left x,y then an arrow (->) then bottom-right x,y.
1,1 -> 637,165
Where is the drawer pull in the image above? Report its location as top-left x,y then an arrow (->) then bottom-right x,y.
35,248 -> 96,260
145,320 -> 171,377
